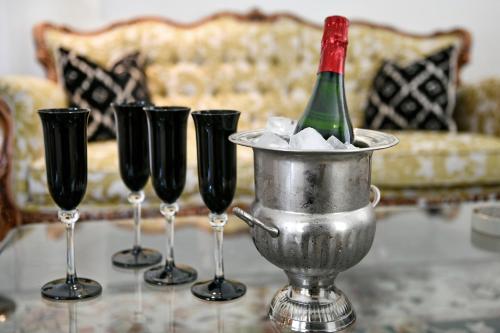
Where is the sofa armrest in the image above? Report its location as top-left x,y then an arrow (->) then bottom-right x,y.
455,77 -> 500,137
0,98 -> 20,238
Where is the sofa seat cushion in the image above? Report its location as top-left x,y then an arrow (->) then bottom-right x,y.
27,139 -> 255,208
26,130 -> 500,206
372,131 -> 500,187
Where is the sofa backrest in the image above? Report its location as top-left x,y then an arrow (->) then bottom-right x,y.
34,9 -> 470,129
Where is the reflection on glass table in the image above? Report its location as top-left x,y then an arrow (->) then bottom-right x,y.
0,295 -> 15,322
1,203 -> 500,332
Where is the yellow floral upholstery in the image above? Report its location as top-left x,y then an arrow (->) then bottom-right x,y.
25,129 -> 500,207
372,131 -> 500,187
0,76 -> 66,205
1,12 -> 498,211
455,78 -> 500,137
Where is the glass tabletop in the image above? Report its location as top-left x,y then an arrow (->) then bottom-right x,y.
1,203 -> 500,333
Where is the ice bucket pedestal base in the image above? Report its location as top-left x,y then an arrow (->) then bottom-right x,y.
269,282 -> 355,332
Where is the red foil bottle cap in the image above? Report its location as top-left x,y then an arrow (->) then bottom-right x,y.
318,15 -> 349,74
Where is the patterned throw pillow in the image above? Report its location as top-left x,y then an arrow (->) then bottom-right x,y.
364,46 -> 459,131
57,48 -> 150,141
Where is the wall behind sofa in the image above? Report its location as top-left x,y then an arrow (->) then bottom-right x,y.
0,0 -> 497,83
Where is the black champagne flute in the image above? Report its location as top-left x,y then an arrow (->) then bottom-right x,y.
111,102 -> 162,268
38,108 -> 102,301
143,106 -> 197,286
190,110 -> 246,301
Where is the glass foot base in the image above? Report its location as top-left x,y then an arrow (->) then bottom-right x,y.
41,278 -> 102,301
191,277 -> 246,301
144,263 -> 197,286
112,247 -> 162,269
269,285 -> 355,332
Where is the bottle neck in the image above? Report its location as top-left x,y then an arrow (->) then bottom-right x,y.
294,63 -> 353,142
318,45 -> 347,74
315,71 -> 345,94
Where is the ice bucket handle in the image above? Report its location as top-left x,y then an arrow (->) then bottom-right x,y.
370,185 -> 381,208
232,207 -> 279,238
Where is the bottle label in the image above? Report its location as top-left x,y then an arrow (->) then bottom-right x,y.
318,16 -> 349,74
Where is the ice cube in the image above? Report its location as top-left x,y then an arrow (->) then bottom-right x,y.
254,132 -> 289,149
327,135 -> 347,149
327,135 -> 359,150
265,116 -> 297,137
289,127 -> 332,150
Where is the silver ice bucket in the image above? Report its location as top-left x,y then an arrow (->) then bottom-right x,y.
230,128 -> 398,332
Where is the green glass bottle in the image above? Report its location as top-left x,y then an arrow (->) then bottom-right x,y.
294,16 -> 354,143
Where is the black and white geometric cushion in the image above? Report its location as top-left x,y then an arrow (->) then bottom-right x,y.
57,48 -> 151,141
364,46 -> 459,131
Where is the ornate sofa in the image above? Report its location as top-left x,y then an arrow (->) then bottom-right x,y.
1,10 -> 500,233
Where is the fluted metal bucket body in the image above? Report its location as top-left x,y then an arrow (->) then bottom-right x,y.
251,148 -> 376,281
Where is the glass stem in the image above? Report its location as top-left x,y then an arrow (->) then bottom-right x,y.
66,223 -> 75,282
160,202 -> 179,267
134,202 -> 141,250
59,210 -> 79,285
209,212 -> 227,279
128,191 -> 145,252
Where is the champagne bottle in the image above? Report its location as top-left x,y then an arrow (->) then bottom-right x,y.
294,15 -> 354,143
